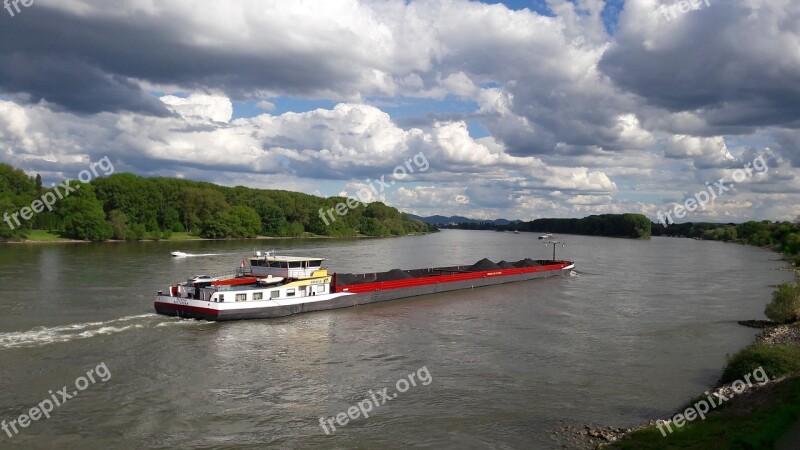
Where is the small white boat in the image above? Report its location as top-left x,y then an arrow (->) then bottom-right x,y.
538,233 -> 554,240
257,275 -> 285,285
171,251 -> 188,258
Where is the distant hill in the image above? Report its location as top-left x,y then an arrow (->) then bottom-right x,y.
407,214 -> 519,226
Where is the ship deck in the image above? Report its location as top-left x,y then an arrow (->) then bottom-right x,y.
334,259 -> 572,293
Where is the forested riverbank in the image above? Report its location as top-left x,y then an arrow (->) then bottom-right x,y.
514,214 -> 652,238
0,163 -> 434,242
450,214 -> 653,239
653,221 -> 800,265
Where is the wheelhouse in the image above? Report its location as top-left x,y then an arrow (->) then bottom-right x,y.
243,251 -> 325,279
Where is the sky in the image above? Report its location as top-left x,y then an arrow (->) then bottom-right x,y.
0,0 -> 798,223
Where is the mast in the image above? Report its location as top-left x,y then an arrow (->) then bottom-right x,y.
543,239 -> 566,261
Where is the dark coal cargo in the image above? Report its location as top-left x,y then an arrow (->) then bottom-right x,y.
337,258 -> 547,286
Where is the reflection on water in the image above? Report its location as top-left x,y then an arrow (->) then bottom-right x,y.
0,230 -> 795,448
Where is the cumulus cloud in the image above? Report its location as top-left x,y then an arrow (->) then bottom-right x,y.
394,186 -> 470,211
664,135 -> 735,168
0,98 -> 546,185
256,101 -> 276,111
161,94 -> 233,123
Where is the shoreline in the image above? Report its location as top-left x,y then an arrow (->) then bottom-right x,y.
553,258 -> 799,449
554,323 -> 800,449
1,232 -> 433,245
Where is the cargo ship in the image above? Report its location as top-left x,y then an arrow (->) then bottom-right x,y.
154,251 -> 575,321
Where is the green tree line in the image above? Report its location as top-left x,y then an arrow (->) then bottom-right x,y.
511,214 -> 652,238
0,163 -> 434,241
652,220 -> 800,264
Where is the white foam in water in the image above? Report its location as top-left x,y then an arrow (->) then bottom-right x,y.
156,319 -> 210,327
0,313 -> 197,349
76,324 -> 145,338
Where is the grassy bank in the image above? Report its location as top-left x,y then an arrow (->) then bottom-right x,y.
24,230 -> 74,242
6,230 -> 204,243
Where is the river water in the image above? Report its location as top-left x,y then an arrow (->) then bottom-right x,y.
0,230 -> 794,449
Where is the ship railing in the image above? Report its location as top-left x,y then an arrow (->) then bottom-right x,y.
174,269 -> 244,285
216,269 -> 244,279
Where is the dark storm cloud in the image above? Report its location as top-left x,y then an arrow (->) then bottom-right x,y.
0,52 -> 170,116
769,130 -> 800,168
0,8 -> 174,115
0,6 -> 363,115
598,1 -> 800,132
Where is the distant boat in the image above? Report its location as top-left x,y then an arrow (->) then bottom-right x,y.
513,230 -> 521,234
171,251 -> 221,258
538,233 -> 554,240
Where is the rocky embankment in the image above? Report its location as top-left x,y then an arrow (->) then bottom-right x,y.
551,424 -> 648,449
757,323 -> 800,346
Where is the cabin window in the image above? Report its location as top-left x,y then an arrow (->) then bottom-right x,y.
271,290 -> 279,299
236,293 -> 246,302
253,292 -> 263,300
308,260 -> 323,267
289,262 -> 302,268
286,288 -> 295,297
218,295 -> 225,303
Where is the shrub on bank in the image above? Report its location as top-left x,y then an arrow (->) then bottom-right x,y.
720,344 -> 800,385
765,282 -> 800,324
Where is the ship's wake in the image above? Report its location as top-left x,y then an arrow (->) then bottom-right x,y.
0,314 -> 209,350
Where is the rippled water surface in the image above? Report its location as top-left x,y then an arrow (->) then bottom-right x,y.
0,230 -> 794,448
